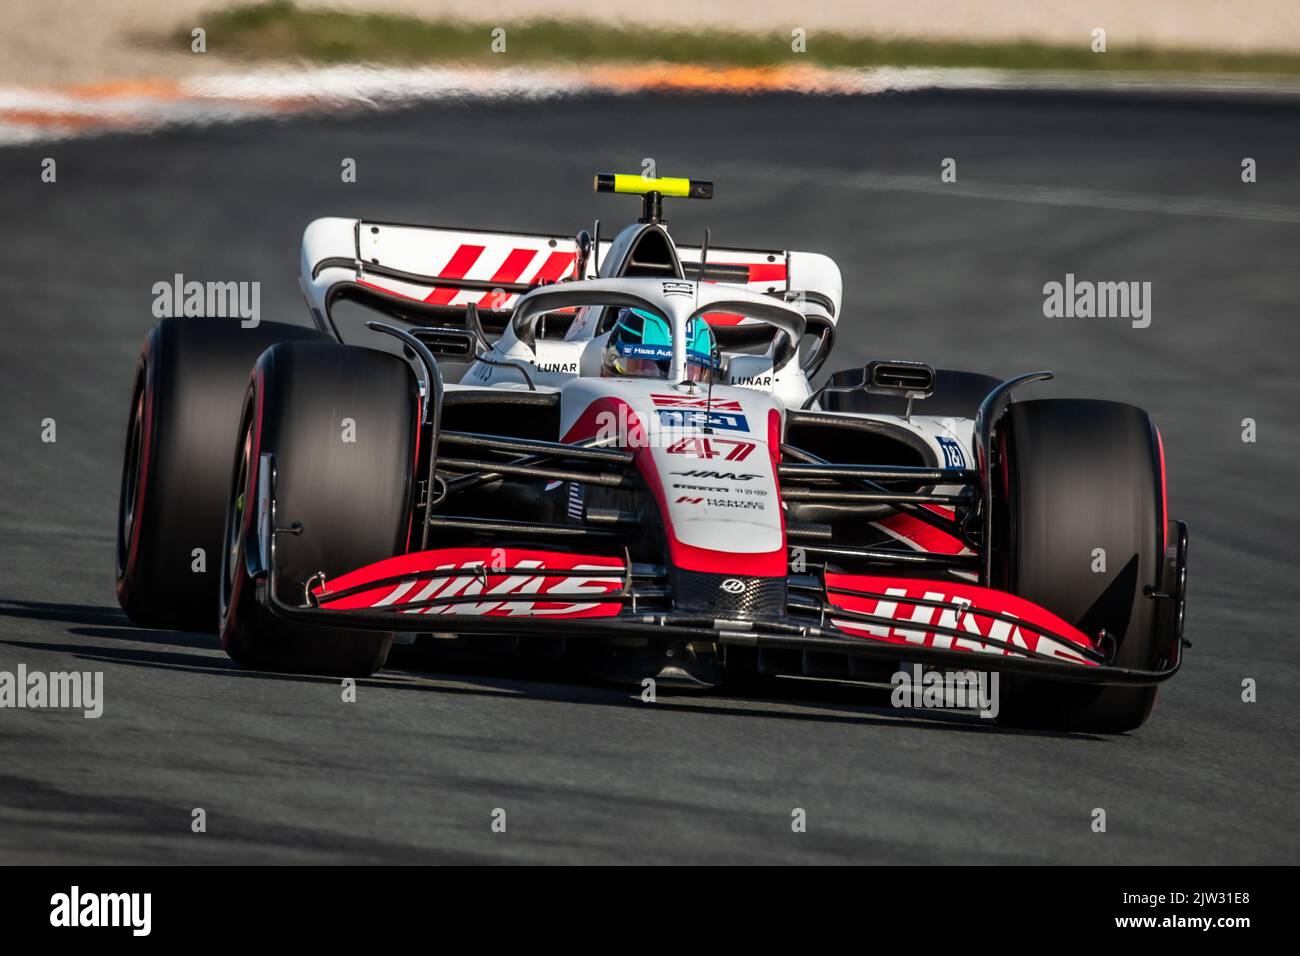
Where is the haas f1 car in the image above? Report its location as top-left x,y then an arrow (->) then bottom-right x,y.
116,173 -> 1187,732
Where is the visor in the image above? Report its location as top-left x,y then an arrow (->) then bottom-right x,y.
609,341 -> 673,379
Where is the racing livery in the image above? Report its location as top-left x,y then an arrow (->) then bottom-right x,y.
115,173 -> 1187,732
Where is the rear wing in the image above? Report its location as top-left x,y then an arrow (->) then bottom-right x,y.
298,217 -> 842,335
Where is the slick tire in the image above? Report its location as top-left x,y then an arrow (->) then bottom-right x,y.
991,399 -> 1173,734
116,318 -> 332,632
219,341 -> 419,677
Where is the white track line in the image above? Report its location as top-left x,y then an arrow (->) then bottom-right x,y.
738,165 -> 1300,225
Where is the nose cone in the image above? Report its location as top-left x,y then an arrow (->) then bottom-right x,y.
558,377 -> 790,600
670,568 -> 787,618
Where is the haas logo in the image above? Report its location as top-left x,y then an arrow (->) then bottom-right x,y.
672,470 -> 762,481
720,578 -> 746,594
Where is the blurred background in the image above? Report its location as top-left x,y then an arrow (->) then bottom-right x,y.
5,0 -> 1300,87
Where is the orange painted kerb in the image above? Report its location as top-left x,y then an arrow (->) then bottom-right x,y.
63,78 -> 185,99
601,63 -> 864,93
0,63 -> 878,134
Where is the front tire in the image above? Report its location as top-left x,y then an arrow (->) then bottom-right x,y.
992,399 -> 1174,733
219,342 -> 420,676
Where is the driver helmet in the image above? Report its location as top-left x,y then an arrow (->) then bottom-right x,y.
602,308 -> 718,383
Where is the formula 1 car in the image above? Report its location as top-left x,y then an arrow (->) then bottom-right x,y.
115,173 -> 1187,732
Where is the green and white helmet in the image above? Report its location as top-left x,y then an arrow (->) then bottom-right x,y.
602,308 -> 719,383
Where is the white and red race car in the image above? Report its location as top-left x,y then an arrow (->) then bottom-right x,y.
115,173 -> 1187,732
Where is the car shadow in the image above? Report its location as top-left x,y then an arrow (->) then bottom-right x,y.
0,599 -> 132,627
0,599 -> 1105,741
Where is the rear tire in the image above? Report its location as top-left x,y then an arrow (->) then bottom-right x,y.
115,318 -> 331,631
992,399 -> 1172,733
218,342 -> 419,676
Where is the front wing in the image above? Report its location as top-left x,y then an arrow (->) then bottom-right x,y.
265,546 -> 1181,687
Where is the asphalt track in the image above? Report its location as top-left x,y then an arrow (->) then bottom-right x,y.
1,90 -> 1298,864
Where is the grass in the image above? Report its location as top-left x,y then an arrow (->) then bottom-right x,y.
184,1 -> 1300,75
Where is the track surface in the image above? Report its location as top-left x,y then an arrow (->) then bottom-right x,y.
1,91 -> 1297,864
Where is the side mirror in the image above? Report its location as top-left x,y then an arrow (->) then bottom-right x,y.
864,360 -> 935,399
410,328 -> 478,360
801,359 -> 935,416
404,303 -> 492,361
574,230 -> 592,280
